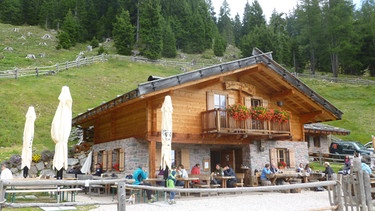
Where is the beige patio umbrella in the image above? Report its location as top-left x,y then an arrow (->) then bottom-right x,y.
160,95 -> 173,171
51,86 -> 72,179
81,151 -> 92,174
21,106 -> 36,178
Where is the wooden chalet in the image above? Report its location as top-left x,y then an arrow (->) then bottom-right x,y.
72,48 -> 343,184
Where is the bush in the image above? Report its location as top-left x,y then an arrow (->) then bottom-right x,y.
9,154 -> 21,167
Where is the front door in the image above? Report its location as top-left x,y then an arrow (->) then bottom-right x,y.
221,149 -> 235,169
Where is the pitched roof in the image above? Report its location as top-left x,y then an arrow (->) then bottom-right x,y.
72,48 -> 343,126
304,123 -> 350,135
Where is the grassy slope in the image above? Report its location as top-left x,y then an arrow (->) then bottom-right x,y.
301,78 -> 375,143
0,60 -> 181,161
1,23 -> 374,163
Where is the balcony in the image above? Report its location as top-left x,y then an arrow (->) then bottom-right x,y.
201,109 -> 291,137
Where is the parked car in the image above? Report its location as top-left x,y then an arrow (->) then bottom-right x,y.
364,141 -> 374,151
329,141 -> 373,163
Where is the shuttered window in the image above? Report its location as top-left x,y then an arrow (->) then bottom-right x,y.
269,148 -> 295,168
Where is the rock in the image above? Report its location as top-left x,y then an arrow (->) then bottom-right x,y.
68,158 -> 79,166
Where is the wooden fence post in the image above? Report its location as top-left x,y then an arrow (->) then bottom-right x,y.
0,180 -> 4,211
66,61 -> 68,70
117,182 -> 126,211
36,68 -> 39,77
353,158 -> 368,210
14,68 -> 18,80
56,64 -> 59,72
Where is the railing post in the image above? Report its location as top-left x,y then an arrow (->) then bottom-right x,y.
56,63 -> 59,72
118,182 -> 126,211
216,109 -> 220,131
35,68 -> 39,77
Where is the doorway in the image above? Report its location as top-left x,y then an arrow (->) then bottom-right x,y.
210,148 -> 242,172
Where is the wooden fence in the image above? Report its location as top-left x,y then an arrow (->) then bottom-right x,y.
0,54 -> 107,79
0,161 -> 373,211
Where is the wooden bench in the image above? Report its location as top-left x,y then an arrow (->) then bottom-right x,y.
189,174 -> 219,197
235,173 -> 245,187
6,186 -> 82,202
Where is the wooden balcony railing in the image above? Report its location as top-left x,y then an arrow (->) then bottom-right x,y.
201,109 -> 291,136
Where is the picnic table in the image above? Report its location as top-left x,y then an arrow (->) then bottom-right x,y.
266,172 -> 301,185
213,175 -> 236,188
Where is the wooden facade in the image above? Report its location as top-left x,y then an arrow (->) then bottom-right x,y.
72,48 -> 343,176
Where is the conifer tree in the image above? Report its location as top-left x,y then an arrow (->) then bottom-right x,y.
162,20 -> 177,58
113,9 -> 135,55
139,0 -> 163,60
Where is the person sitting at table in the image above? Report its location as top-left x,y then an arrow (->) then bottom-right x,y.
176,164 -> 188,186
132,165 -> 156,203
304,163 -> 312,174
270,162 -> 280,174
211,163 -> 224,185
191,163 -> 201,184
223,164 -> 237,188
155,166 -> 166,186
68,165 -> 83,178
323,162 -> 334,180
260,163 -> 272,186
93,163 -> 103,176
297,163 -> 304,172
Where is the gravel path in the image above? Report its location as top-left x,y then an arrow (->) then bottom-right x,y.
81,189 -> 333,211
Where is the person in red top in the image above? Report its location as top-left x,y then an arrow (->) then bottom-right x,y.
191,163 -> 201,183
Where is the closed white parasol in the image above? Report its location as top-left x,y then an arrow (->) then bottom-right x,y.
160,95 -> 173,170
81,151 -> 92,174
21,106 -> 36,177
51,86 -> 72,178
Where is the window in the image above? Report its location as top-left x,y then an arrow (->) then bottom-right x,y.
313,136 -> 321,147
214,94 -> 226,109
277,148 -> 289,167
251,99 -> 262,107
112,149 -> 120,171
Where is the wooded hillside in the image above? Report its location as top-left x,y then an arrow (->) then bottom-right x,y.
1,0 -> 375,77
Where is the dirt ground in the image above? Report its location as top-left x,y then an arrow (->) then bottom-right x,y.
78,189 -> 333,211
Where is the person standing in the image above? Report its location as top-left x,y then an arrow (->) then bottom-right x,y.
132,165 -> 156,203
166,167 -> 177,205
323,162 -> 334,180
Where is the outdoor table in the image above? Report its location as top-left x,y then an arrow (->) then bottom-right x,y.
213,176 -> 235,188
266,173 -> 300,185
92,176 -> 118,195
144,178 -> 165,186
308,172 -> 326,181
176,177 -> 199,196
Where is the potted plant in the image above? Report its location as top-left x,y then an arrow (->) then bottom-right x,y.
227,103 -> 251,121
250,106 -> 273,121
278,161 -> 287,169
272,109 -> 291,123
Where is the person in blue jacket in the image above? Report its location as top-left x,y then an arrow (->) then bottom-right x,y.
132,165 -> 156,203
260,163 -> 272,185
